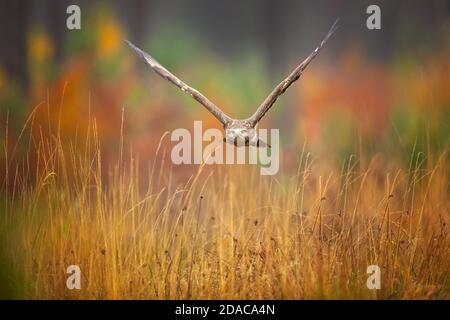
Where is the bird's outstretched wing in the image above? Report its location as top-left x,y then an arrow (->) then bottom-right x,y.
247,20 -> 339,127
126,40 -> 232,126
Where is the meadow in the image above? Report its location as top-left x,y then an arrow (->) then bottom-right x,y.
0,9 -> 449,299
0,106 -> 448,299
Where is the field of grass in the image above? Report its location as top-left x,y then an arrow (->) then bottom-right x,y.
0,107 -> 448,299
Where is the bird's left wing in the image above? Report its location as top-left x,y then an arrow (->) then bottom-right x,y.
247,20 -> 339,127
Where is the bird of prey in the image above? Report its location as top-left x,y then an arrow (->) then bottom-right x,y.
126,20 -> 338,148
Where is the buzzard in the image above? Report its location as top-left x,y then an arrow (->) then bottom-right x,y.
126,20 -> 338,147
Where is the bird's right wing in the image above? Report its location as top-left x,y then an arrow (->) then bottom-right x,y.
126,40 -> 232,126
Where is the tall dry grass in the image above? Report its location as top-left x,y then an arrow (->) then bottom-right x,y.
0,106 -> 448,300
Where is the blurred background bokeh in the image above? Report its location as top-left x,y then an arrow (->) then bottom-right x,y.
0,0 -> 449,173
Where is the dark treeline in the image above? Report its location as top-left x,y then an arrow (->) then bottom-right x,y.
0,0 -> 449,91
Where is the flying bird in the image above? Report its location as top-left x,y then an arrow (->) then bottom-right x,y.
126,20 -> 338,148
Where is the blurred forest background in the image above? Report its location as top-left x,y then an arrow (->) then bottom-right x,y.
0,0 -> 449,171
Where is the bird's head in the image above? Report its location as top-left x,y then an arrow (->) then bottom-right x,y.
224,128 -> 258,146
